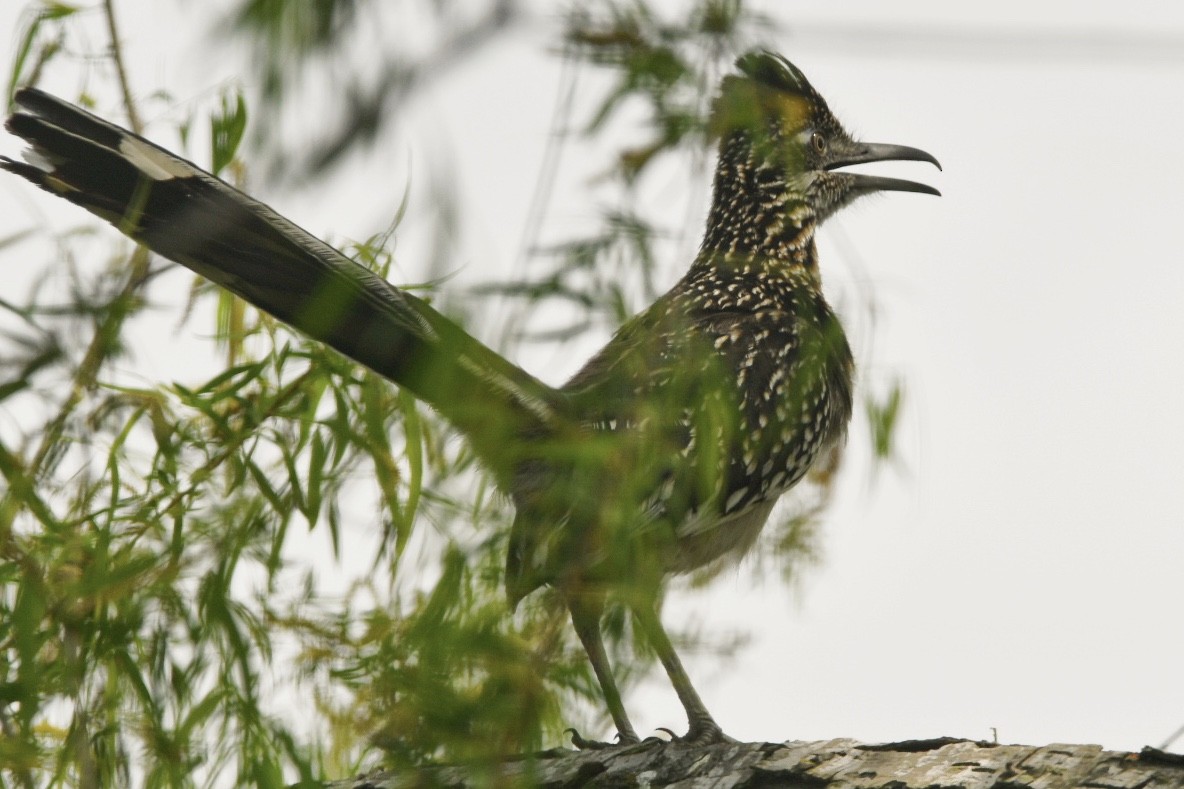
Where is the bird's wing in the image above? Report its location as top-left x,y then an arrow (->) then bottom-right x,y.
504,300 -> 784,600
2,87 -> 568,479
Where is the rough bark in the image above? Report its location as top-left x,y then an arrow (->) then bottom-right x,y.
323,737 -> 1184,788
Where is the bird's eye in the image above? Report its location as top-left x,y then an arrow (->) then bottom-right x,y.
810,131 -> 828,156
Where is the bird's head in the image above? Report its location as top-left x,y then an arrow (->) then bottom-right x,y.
710,51 -> 940,223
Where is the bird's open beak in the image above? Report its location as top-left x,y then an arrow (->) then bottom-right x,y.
827,142 -> 942,197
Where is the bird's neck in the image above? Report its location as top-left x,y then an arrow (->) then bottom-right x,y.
696,134 -> 820,283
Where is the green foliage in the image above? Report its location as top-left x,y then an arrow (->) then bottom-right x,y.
867,379 -> 905,463
565,0 -> 773,180
210,91 -> 248,177
6,2 -> 78,102
227,0 -> 361,99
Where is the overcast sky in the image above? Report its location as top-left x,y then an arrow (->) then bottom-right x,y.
2,0 -> 1183,755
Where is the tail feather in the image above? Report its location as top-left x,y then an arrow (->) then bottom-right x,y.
2,88 -> 566,478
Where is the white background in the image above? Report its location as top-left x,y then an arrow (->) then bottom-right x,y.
2,0 -> 1182,755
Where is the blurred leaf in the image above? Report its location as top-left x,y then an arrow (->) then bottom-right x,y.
7,3 -> 76,100
210,89 -> 248,176
866,381 -> 905,461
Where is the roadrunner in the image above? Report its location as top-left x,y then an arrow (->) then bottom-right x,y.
3,51 -> 939,745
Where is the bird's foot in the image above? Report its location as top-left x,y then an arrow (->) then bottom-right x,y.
672,718 -> 736,746
567,728 -> 642,750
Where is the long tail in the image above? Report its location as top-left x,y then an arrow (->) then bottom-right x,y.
2,87 -> 566,479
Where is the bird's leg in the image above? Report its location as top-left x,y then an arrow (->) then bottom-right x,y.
567,595 -> 641,749
631,602 -> 733,745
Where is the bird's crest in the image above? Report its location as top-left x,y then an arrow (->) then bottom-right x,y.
734,50 -> 813,97
705,49 -> 828,142
710,50 -> 824,151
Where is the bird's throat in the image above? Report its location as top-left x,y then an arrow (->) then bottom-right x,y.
697,133 -> 820,281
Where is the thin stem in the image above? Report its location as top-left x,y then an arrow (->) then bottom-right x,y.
103,0 -> 142,134
1161,721 -> 1184,751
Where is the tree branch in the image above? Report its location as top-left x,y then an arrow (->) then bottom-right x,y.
324,738 -> 1184,788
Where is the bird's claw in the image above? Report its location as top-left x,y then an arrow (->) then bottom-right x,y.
671,720 -> 736,746
567,728 -> 641,750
